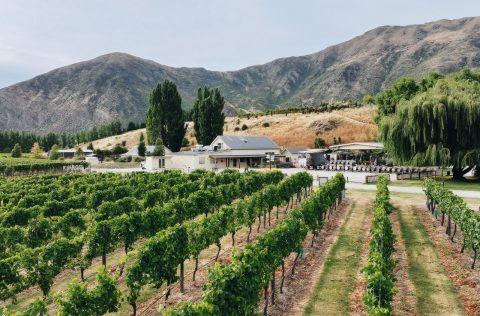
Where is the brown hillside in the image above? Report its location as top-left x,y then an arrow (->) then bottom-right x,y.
83,107 -> 377,150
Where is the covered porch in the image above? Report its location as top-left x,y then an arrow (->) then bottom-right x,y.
210,154 -> 269,169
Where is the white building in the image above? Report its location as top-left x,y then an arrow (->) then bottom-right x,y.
278,147 -> 309,166
57,148 -> 94,159
146,135 -> 281,171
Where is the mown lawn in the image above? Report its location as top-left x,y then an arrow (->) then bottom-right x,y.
392,176 -> 480,192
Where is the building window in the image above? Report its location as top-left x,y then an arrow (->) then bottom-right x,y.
217,143 -> 222,149
233,159 -> 237,167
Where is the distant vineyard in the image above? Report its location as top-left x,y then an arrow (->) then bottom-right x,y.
238,100 -> 364,118
0,157 -> 88,176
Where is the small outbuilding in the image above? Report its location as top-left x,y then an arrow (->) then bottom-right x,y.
57,148 -> 94,159
278,147 -> 309,166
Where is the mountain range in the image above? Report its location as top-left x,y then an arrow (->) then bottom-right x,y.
1,16 -> 479,132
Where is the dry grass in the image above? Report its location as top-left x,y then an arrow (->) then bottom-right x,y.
224,106 -> 377,148
81,106 -> 377,150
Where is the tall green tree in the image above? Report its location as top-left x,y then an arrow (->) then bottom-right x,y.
146,80 -> 186,151
192,86 -> 225,146
378,69 -> 480,179
138,133 -> 146,157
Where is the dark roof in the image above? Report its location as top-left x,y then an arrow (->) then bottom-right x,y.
122,145 -> 171,156
216,136 -> 280,150
286,147 -> 309,154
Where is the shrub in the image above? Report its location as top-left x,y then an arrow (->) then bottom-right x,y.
234,127 -> 240,132
75,147 -> 84,157
262,122 -> 270,128
241,124 -> 248,131
48,144 -> 60,160
31,142 -> 43,159
117,156 -> 132,163
152,138 -> 166,156
111,144 -> 127,155
314,137 -> 326,148
11,144 -> 22,158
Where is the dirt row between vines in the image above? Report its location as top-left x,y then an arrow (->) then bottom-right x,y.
413,203 -> 480,316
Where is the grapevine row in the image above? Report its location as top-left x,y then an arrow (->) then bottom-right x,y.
0,170 -> 281,301
0,171 -> 216,262
362,176 -> 397,315
0,169 -> 237,256
424,179 -> 480,269
164,173 -> 345,316
124,171 -> 313,315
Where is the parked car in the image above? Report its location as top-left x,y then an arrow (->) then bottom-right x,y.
276,161 -> 295,168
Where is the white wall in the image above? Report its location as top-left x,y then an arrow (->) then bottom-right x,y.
285,152 -> 301,165
168,154 -> 217,171
145,156 -> 167,170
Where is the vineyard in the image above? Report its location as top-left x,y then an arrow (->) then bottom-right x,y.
0,157 -> 88,176
1,170 -> 480,316
0,169 -> 316,315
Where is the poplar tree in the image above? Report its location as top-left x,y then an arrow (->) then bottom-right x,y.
192,86 -> 225,146
146,80 -> 186,152
378,69 -> 480,179
138,133 -> 146,157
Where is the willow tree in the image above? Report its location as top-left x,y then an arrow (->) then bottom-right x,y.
379,69 -> 480,179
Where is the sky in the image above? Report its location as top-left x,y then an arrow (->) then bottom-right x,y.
0,0 -> 479,88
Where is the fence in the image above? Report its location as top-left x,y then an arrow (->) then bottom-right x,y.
395,169 -> 442,180
317,176 -> 329,186
366,174 -> 390,183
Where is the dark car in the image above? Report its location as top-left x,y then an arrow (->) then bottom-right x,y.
276,161 -> 295,168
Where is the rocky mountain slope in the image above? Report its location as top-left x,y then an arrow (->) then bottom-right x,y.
1,16 -> 479,132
